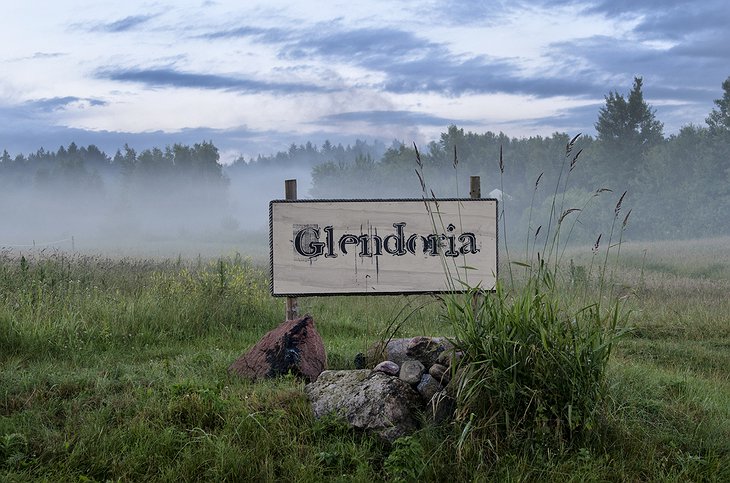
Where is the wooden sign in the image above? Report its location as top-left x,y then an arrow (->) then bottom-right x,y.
270,199 -> 498,296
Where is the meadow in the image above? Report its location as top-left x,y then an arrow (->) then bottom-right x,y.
1,237 -> 729,481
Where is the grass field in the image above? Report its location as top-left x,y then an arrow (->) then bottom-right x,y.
1,238 -> 729,481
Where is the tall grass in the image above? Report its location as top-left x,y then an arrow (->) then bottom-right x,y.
0,251 -> 278,360
445,275 -> 627,455
1,236 -> 728,480
414,136 -> 632,459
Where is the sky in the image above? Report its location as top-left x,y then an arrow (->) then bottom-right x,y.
1,0 -> 729,163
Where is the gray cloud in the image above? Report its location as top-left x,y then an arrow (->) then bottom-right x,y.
97,67 -> 333,94
32,52 -> 66,59
318,110 -> 461,126
378,55 -> 599,97
222,24 -> 603,98
282,27 -> 442,61
0,99 -> 371,161
200,25 -> 293,43
93,14 -> 157,33
28,97 -> 108,112
547,34 -> 727,106
514,103 -> 604,132
668,31 -> 730,61
540,0 -> 730,42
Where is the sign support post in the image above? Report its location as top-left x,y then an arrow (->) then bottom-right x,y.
285,179 -> 299,320
470,175 -> 480,199
470,176 -> 482,312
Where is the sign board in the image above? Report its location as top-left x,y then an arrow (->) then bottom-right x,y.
270,199 -> 498,296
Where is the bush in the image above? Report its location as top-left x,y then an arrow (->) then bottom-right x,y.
430,135 -> 631,458
445,271 -> 626,455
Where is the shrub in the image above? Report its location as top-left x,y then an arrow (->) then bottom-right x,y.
445,271 -> 626,453
420,135 -> 631,456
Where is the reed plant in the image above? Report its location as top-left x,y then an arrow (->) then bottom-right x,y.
415,135 -> 631,457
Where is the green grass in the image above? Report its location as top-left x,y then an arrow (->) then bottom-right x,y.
1,241 -> 729,481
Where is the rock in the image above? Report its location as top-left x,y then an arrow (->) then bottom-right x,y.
228,315 -> 327,382
436,348 -> 462,368
406,337 -> 452,368
399,360 -> 425,385
427,390 -> 456,425
305,370 -> 422,443
416,374 -> 442,402
429,363 -> 451,384
373,361 -> 400,376
366,338 -> 410,366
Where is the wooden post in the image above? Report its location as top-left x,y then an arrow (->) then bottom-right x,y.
470,175 -> 481,199
285,179 -> 299,321
470,176 -> 481,314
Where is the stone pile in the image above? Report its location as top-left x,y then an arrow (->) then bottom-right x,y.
370,336 -> 460,423
305,336 -> 460,442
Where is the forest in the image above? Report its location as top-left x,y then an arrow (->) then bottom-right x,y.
1,76 -> 729,246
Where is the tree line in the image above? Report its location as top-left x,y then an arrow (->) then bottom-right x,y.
310,76 -> 730,241
2,76 -> 728,242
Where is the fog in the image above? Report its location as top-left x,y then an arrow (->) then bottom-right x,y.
2,109 -> 729,259
0,140 -> 383,258
3,74 -> 729,262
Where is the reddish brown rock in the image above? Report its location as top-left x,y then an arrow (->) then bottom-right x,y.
228,315 -> 327,382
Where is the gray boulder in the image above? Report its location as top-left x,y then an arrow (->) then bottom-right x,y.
406,337 -> 453,368
305,370 -> 422,443
429,363 -> 451,384
399,360 -> 425,385
416,374 -> 443,402
436,348 -> 462,368
364,338 -> 410,366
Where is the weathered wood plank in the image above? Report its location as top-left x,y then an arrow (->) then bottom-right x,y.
270,199 -> 498,295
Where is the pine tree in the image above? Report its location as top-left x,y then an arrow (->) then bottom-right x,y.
706,76 -> 730,134
594,77 -> 664,181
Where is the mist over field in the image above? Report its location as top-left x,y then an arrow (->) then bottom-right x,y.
0,140 -> 384,257
1,76 -> 729,257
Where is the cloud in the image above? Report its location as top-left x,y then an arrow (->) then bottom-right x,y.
32,52 -> 65,59
282,27 -> 442,61
667,31 -> 730,61
8,52 -> 67,62
318,110 -> 461,126
214,24 -> 603,98
542,0 -> 730,43
513,103 -> 604,132
27,97 -> 107,112
200,25 -> 293,43
92,14 -> 158,33
421,0 -> 517,27
377,55 -> 599,97
97,67 -> 333,94
547,34 -> 726,105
